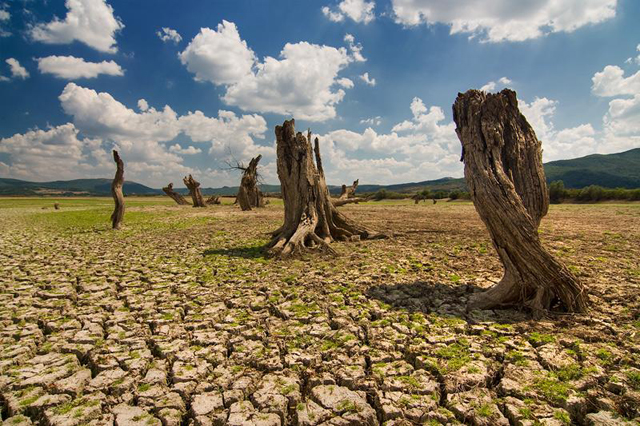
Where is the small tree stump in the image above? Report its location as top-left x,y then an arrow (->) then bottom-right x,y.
163,183 -> 190,205
339,180 -> 359,200
237,155 -> 265,211
111,150 -> 125,230
452,89 -> 588,317
268,119 -> 383,257
183,174 -> 206,207
333,179 -> 363,206
54,203 -> 60,210
206,195 -> 221,205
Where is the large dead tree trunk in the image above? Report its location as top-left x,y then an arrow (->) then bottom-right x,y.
183,174 -> 206,207
452,89 -> 588,317
268,119 -> 383,257
163,182 -> 190,205
111,150 -> 125,230
237,155 -> 265,211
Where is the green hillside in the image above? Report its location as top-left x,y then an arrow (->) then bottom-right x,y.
544,148 -> 640,188
0,178 -> 158,195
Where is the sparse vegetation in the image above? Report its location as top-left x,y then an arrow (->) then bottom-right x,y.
0,196 -> 637,424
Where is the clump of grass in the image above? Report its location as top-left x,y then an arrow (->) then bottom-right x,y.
397,375 -> 422,390
435,342 -> 471,373
532,374 -> 572,404
527,332 -> 556,346
626,371 -> 640,390
555,364 -> 584,382
280,384 -> 297,395
476,403 -> 494,417
506,350 -> 529,366
337,400 -> 359,413
554,410 -> 571,425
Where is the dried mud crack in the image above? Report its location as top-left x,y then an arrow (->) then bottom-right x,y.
1,200 -> 639,425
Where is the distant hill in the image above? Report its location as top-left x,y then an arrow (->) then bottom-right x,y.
544,148 -> 640,189
0,148 -> 638,196
0,178 -> 158,196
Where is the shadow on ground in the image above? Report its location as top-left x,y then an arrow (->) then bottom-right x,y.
202,245 -> 267,259
366,280 -> 530,324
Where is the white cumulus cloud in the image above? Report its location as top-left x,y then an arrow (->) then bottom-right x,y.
0,123 -> 109,181
391,0 -> 617,43
480,76 -> 512,92
52,83 -> 272,185
0,6 -> 10,37
360,116 -> 382,126
180,21 -> 366,121
590,48 -> 640,153
37,56 -> 124,79
157,27 -> 182,44
179,21 -> 256,85
519,97 -> 599,160
360,72 -> 376,86
29,0 -> 124,53
169,144 -> 201,155
591,65 -> 640,97
315,96 -> 460,184
323,0 -> 376,24
625,44 -> 640,66
6,58 -> 29,79
344,33 -> 366,62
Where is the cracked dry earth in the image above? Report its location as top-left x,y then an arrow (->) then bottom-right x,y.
1,198 -> 639,426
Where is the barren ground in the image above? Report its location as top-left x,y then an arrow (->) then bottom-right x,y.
1,197 -> 639,426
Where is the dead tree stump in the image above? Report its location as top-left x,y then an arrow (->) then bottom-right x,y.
237,155 -> 265,211
452,89 -> 588,317
268,119 -> 383,257
333,179 -> 362,206
183,175 -> 206,207
206,195 -> 221,205
111,150 -> 125,230
339,179 -> 359,200
163,183 -> 190,205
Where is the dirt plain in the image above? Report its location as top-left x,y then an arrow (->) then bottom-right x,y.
0,197 -> 639,426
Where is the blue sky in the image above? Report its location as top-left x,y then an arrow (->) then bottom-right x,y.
1,0 -> 639,187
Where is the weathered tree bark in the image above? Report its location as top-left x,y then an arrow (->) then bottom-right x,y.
206,195 -> 221,205
237,155 -> 265,211
162,182 -> 190,205
183,175 -> 206,207
452,89 -> 588,318
111,150 -> 125,230
268,119 -> 383,257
